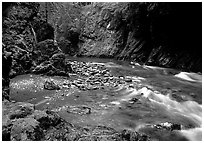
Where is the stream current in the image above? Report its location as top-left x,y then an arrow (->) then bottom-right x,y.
9,57 -> 202,141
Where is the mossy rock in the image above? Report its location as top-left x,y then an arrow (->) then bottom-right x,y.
10,118 -> 43,141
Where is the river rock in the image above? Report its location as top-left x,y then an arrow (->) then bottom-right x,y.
124,78 -> 132,83
29,110 -> 62,130
10,118 -> 43,141
31,40 -> 71,76
81,126 -> 150,141
66,105 -> 91,115
3,100 -> 63,141
44,121 -> 82,141
44,80 -> 60,90
120,129 -> 150,141
128,97 -> 139,104
152,122 -> 182,131
32,52 -> 70,76
9,102 -> 34,120
44,123 -> 150,141
79,125 -> 120,141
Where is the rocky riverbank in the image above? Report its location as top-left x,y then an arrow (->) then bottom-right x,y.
5,59 -> 201,141
2,100 -> 151,141
2,2 -> 201,141
2,40 -> 152,140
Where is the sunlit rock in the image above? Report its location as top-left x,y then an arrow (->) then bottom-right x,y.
151,122 -> 181,131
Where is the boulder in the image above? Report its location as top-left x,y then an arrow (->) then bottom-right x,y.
10,118 -> 43,141
120,129 -> 150,141
9,102 -> 34,119
151,122 -> 182,131
2,101 -> 63,141
44,80 -> 60,90
2,102 -> 34,123
44,121 -> 82,141
29,110 -> 62,130
32,52 -> 71,76
4,45 -> 33,78
66,105 -> 91,115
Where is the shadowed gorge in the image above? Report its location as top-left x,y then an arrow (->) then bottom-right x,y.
2,2 -> 202,141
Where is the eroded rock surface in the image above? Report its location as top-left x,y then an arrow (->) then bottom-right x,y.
2,100 -> 150,141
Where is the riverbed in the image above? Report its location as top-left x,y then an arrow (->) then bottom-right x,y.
9,57 -> 202,141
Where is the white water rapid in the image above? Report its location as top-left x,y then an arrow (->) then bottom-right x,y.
116,86 -> 202,141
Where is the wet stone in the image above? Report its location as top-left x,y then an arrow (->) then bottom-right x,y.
151,122 -> 182,131
120,129 -> 150,141
124,78 -> 132,83
44,80 -> 60,90
128,97 -> 139,104
66,105 -> 91,115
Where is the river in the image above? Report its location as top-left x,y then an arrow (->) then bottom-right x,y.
9,57 -> 202,141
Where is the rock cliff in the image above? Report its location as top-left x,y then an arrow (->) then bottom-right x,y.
78,2 -> 201,72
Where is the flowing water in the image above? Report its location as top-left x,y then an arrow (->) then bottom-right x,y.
9,57 -> 202,141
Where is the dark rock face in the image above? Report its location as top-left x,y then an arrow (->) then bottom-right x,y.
2,52 -> 12,80
33,39 -> 61,65
34,21 -> 54,42
79,3 -> 201,72
2,51 -> 12,101
57,29 -> 80,55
